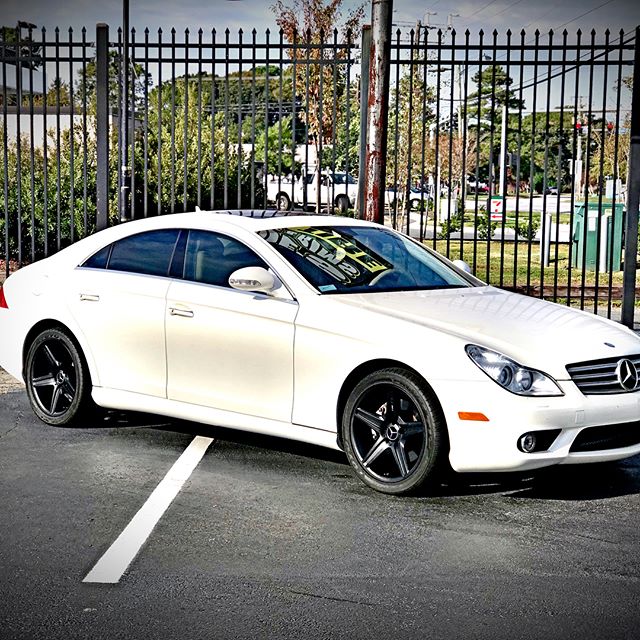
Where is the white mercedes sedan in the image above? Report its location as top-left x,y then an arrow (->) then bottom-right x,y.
1,211 -> 639,495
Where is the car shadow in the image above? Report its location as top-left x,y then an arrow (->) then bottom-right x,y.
85,409 -> 640,500
435,459 -> 640,501
89,409 -> 348,467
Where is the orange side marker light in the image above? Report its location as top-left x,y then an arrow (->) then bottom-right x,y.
458,411 -> 489,422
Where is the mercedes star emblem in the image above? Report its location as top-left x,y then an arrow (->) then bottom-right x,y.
616,359 -> 639,392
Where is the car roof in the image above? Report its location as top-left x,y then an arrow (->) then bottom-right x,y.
42,210 -> 381,269
129,210 -> 377,232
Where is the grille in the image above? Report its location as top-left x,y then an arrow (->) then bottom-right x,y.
570,421 -> 640,452
566,354 -> 640,395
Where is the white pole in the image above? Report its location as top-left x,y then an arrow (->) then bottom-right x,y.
574,132 -> 582,196
499,103 -> 507,196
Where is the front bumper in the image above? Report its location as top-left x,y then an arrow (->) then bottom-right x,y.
433,378 -> 640,473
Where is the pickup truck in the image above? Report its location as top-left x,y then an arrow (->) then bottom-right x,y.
267,171 -> 358,213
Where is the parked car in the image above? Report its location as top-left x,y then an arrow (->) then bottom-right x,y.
267,171 -> 357,213
410,185 -> 434,211
2,211 -> 640,495
545,185 -> 559,195
467,177 -> 489,194
385,185 -> 433,211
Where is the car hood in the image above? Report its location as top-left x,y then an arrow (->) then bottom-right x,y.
333,286 -> 640,378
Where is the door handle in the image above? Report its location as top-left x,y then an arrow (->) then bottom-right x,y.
79,293 -> 100,302
169,307 -> 194,318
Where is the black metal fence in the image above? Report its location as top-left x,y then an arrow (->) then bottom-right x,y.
1,23 -> 639,325
387,26 -> 639,324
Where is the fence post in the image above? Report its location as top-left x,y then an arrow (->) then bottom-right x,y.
96,23 -> 109,231
622,26 -> 640,329
363,0 -> 393,224
119,0 -> 131,222
356,25 -> 371,218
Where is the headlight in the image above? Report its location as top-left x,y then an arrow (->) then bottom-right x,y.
465,344 -> 563,397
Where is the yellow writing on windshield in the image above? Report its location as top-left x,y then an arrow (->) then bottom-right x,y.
292,227 -> 389,274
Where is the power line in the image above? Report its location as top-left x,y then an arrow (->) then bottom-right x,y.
488,0 -> 528,20
551,0 -> 621,31
510,29 -> 635,94
463,0 -> 501,20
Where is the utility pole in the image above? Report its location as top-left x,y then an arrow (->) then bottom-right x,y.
621,26 -> 640,329
356,25 -> 371,218
363,0 -> 393,224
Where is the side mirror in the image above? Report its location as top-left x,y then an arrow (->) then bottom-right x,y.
229,266 -> 276,294
452,259 -> 472,274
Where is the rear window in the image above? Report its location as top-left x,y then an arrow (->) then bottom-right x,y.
108,230 -> 180,276
82,244 -> 111,269
81,229 -> 180,277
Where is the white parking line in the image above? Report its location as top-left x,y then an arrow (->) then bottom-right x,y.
83,435 -> 214,584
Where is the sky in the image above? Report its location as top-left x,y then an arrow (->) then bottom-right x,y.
0,0 -> 638,37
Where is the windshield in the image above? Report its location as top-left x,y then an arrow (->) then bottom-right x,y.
257,225 -> 472,294
332,173 -> 357,185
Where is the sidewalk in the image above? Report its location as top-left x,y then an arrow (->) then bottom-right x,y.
0,368 -> 23,394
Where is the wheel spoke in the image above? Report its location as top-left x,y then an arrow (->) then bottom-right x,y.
50,385 -> 62,414
43,345 -> 61,369
362,437 -> 390,468
385,389 -> 399,422
355,407 -> 385,435
61,379 -> 76,402
391,442 -> 410,478
32,374 -> 56,388
402,421 -> 424,438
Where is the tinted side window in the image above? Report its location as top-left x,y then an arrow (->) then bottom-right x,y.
184,230 -> 266,288
82,244 -> 111,269
107,229 -> 180,277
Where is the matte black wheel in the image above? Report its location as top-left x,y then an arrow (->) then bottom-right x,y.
24,328 -> 93,426
342,368 -> 446,495
276,192 -> 292,211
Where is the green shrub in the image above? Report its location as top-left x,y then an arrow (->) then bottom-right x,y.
476,213 -> 498,240
516,219 -> 540,240
439,213 -> 462,239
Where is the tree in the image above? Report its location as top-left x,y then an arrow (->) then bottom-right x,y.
466,65 -> 525,188
0,122 -> 119,262
387,42 -> 437,226
517,112 -> 573,194
78,50 -> 150,114
0,24 -> 43,71
138,75 -> 262,213
272,0 -> 364,211
33,78 -> 72,107
333,82 -> 360,173
254,115 -> 298,175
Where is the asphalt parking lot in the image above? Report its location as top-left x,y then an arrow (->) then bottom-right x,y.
1,372 -> 640,640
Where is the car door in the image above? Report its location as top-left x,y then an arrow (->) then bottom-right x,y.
165,229 -> 298,422
67,228 -> 180,398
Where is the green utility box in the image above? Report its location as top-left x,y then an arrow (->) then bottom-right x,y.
571,201 -> 624,272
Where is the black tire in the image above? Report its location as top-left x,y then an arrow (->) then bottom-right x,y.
24,327 -> 94,426
275,192 -> 292,211
335,194 -> 350,214
342,368 -> 446,495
